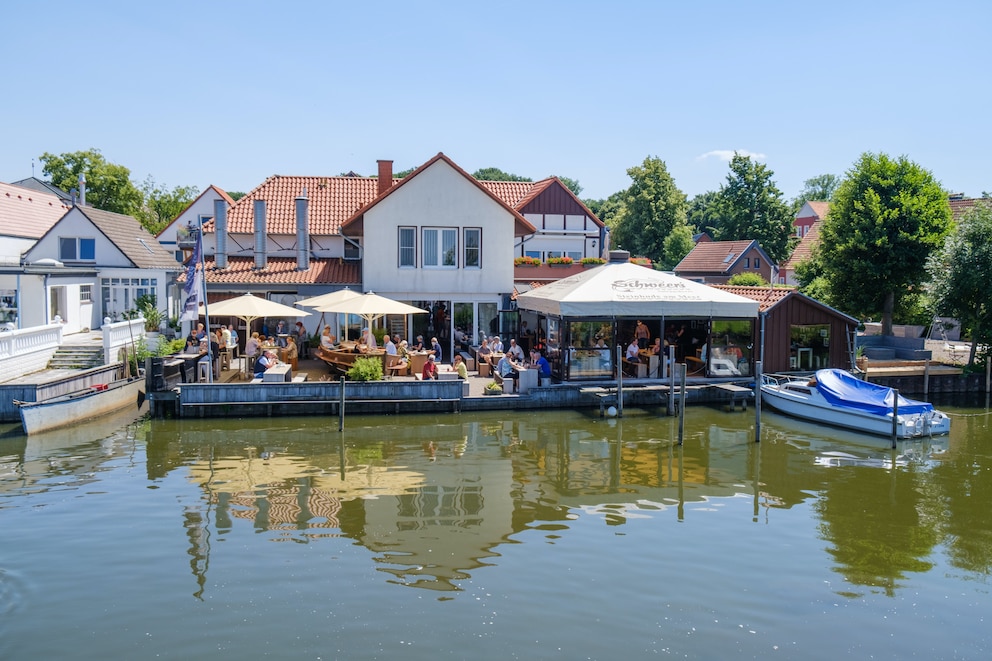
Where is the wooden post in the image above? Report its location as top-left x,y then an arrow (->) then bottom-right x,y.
924,359 -> 930,399
668,346 -> 676,415
891,388 -> 899,448
338,376 -> 346,432
616,344 -> 624,418
754,360 -> 762,443
678,362 -> 686,445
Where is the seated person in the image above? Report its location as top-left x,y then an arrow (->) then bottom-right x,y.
274,320 -> 288,347
453,354 -> 468,379
320,325 -> 336,350
253,350 -> 276,378
477,338 -> 493,366
385,335 -> 397,355
507,338 -> 525,362
245,332 -> 260,359
496,353 -> 519,390
650,337 -> 666,355
430,337 -> 443,363
284,336 -> 298,363
491,335 -> 504,353
422,354 -> 439,380
412,335 -> 425,352
626,338 -> 640,363
530,349 -> 551,378
361,327 -> 378,350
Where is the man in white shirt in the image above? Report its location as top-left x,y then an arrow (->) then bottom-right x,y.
385,336 -> 397,355
507,338 -> 525,362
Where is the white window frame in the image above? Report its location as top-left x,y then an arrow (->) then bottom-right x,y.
423,227 -> 458,268
398,226 -> 416,267
464,228 -> 481,269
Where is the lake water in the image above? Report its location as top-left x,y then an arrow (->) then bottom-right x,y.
1,400 -> 991,660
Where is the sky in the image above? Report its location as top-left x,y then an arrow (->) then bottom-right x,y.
3,1 -> 989,203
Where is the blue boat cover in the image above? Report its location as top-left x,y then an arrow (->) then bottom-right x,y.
814,369 -> 934,416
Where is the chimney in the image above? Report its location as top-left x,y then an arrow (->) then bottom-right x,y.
78,173 -> 86,206
608,249 -> 630,263
214,199 -> 228,269
295,187 -> 309,271
253,200 -> 267,270
377,159 -> 393,197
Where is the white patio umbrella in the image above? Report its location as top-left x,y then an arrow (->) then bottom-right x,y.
314,291 -> 428,329
295,288 -> 362,309
204,293 -> 312,326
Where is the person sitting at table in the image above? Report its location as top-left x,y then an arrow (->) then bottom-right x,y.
496,352 -> 519,392
650,337 -> 666,355
195,322 -> 207,341
477,338 -> 493,366
530,349 -> 551,378
453,354 -> 468,379
275,320 -> 288,347
185,329 -> 198,351
385,335 -> 397,355
507,338 -> 525,363
422,354 -> 439,380
361,327 -> 378,350
245,332 -> 260,361
412,335 -> 425,352
284,335 -> 298,368
229,325 -> 239,351
320,325 -> 336,350
294,321 -> 308,358
626,337 -> 640,363
354,335 -> 368,353
430,336 -> 443,363
221,324 -> 232,351
253,349 -> 276,378
491,335 -> 504,353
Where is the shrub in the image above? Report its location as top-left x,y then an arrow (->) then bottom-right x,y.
484,381 -> 503,392
629,256 -> 652,266
727,272 -> 768,287
347,356 -> 384,381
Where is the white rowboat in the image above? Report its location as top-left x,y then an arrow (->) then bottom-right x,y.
16,378 -> 146,435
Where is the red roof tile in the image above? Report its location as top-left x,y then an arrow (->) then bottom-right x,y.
782,220 -> 820,269
711,284 -> 791,312
180,257 -> 362,286
1,182 -> 70,239
949,197 -> 991,221
797,200 -> 830,220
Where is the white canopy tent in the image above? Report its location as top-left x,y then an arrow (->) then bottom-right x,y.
515,262 -> 759,318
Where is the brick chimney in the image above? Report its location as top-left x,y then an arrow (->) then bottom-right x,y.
214,199 -> 228,269
377,160 -> 393,197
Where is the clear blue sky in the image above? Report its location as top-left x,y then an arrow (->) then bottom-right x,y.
3,1 -> 989,202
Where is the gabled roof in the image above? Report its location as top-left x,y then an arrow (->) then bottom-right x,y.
339,152 -> 536,237
179,257 -> 361,286
156,184 -> 236,237
674,240 -> 770,274
26,205 -> 180,270
949,196 -> 991,222
492,176 -> 607,229
781,220 -> 820,269
1,181 -> 70,239
796,200 -> 830,220
9,177 -> 71,203
712,284 -> 858,323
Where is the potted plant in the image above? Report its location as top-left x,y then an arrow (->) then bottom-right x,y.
855,346 -> 868,371
546,256 -> 574,267
580,257 -> 606,267
484,381 -> 503,395
514,256 -> 541,267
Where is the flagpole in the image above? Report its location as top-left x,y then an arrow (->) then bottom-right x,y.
200,216 -> 212,383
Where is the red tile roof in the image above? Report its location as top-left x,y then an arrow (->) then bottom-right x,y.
797,200 -> 830,220
180,257 -> 362,286
949,197 -> 991,221
675,240 -> 760,274
710,284 -> 792,312
1,181 -> 70,239
782,220 -> 820,269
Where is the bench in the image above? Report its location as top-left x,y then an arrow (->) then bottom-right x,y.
477,360 -> 491,377
622,358 -> 647,378
459,351 -> 475,371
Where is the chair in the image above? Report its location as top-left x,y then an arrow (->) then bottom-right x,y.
219,349 -> 231,371
197,360 -> 211,382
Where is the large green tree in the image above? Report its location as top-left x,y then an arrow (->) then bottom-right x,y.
136,177 -> 199,235
607,156 -> 687,264
820,152 -> 952,335
926,202 -> 992,365
472,167 -> 532,182
686,190 -> 721,237
792,173 -> 840,211
39,148 -> 143,216
661,222 -> 695,270
713,153 -> 793,264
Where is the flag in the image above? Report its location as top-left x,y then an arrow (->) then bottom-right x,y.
180,230 -> 202,322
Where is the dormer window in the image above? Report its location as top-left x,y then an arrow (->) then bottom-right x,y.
59,237 -> 95,262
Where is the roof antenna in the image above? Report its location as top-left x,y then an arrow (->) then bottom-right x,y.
31,158 -> 35,177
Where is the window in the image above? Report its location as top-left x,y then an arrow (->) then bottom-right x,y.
399,227 -> 416,267
742,257 -> 750,268
753,258 -> 760,269
80,285 -> 92,302
423,228 -> 457,268
464,228 -> 480,268
59,237 -> 95,261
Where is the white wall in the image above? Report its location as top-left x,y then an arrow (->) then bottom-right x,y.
26,208 -> 133,268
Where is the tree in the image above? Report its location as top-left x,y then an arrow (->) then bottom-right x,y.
661,222 -> 695,270
727,272 -> 768,287
472,167 -> 532,182
820,152 -> 952,336
713,153 -> 793,264
136,177 -> 200,235
792,173 -> 840,210
227,191 -> 246,201
39,148 -> 143,215
686,190 -> 722,236
607,156 -> 687,265
927,202 -> 992,365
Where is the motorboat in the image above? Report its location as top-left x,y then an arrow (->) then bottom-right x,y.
760,369 -> 950,438
16,378 -> 145,435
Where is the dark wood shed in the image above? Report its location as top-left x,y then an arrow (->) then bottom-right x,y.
713,286 -> 859,373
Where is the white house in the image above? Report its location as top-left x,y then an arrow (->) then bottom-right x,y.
156,185 -> 235,263
20,205 -> 181,333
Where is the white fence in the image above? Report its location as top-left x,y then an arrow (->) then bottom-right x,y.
0,324 -> 64,383
102,318 -> 147,364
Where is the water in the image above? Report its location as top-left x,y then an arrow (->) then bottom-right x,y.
1,402 -> 991,660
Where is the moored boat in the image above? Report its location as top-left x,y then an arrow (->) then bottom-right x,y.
16,378 -> 146,435
760,368 -> 950,438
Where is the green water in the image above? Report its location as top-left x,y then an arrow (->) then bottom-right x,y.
1,403 -> 990,660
